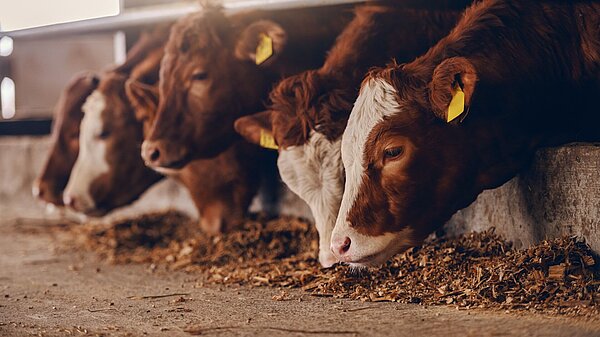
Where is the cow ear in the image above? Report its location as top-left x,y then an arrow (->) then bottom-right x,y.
234,20 -> 287,66
429,57 -> 477,123
125,79 -> 159,122
234,111 -> 278,150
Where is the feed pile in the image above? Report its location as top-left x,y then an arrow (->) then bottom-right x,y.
73,211 -> 599,317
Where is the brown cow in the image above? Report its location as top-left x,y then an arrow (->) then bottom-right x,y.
141,4 -> 356,168
126,39 -> 263,233
235,4 -> 462,266
33,25 -> 171,207
332,0 -> 600,267
126,80 -> 262,233
32,72 -> 99,206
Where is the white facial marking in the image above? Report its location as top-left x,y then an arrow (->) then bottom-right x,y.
331,78 -> 400,264
63,91 -> 110,212
277,131 -> 343,267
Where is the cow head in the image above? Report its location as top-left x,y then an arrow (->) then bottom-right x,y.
234,70 -> 354,267
142,8 -> 286,169
128,78 -> 262,235
331,57 -> 483,267
125,78 -> 181,177
33,72 -> 99,206
63,72 -> 161,216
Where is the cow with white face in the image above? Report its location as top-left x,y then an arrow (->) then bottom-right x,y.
331,0 -> 600,267
234,4 -> 461,267
63,72 -> 162,215
236,105 -> 344,267
33,72 -> 99,207
331,76 -> 417,267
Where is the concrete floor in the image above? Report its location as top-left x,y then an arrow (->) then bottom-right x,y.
1,220 -> 600,337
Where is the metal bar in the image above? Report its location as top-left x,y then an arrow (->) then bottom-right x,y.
3,3 -> 199,39
3,0 -> 364,40
0,119 -> 52,136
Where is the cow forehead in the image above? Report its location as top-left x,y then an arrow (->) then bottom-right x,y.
341,78 -> 399,167
81,91 -> 106,133
64,90 -> 110,210
338,78 -> 399,231
169,12 -> 221,55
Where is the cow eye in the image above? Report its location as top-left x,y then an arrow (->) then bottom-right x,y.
192,71 -> 208,81
384,147 -> 403,160
96,129 -> 111,139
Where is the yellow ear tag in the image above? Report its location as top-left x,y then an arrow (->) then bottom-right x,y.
255,33 -> 273,65
446,84 -> 465,123
259,129 -> 278,150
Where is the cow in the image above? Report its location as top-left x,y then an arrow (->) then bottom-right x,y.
32,72 -> 99,206
62,71 -> 163,216
331,0 -> 600,267
33,25 -> 171,208
140,4 -> 356,169
234,4 -> 463,267
126,79 -> 262,233
63,38 -> 261,233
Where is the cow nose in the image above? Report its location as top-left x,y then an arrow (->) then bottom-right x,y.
149,148 -> 160,162
141,140 -> 189,169
141,140 -> 162,166
33,180 -> 62,205
331,236 -> 351,257
63,194 -> 78,210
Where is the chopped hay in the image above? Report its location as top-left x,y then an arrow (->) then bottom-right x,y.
71,211 -> 600,317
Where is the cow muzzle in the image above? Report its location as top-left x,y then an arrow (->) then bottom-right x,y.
63,192 -> 97,215
141,139 -> 190,169
32,179 -> 65,206
330,223 -> 401,267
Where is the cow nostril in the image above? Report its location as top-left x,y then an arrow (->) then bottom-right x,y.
340,237 -> 351,254
149,148 -> 160,162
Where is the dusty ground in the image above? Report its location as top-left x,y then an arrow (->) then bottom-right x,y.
2,220 -> 600,337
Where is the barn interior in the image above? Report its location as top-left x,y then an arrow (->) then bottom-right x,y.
1,1 -> 599,336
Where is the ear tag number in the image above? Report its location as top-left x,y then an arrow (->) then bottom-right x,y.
259,129 -> 278,150
447,84 -> 465,123
255,34 -> 273,65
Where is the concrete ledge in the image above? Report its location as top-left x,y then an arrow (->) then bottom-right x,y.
446,143 -> 600,252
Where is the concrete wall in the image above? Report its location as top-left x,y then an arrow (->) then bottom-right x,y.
8,34 -> 116,119
446,144 -> 600,252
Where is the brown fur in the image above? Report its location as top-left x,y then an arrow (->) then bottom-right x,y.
175,143 -> 261,233
348,0 -> 600,246
239,3 -> 463,149
143,4 -> 356,167
126,77 -> 261,233
85,72 -> 163,215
